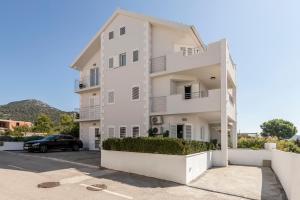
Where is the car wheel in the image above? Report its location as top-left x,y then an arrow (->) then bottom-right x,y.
40,145 -> 48,153
72,144 -> 79,151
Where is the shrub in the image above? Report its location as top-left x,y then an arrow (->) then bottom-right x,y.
102,137 -> 215,155
237,136 -> 300,153
0,135 -> 44,142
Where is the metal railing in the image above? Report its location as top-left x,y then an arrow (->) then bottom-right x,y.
150,96 -> 166,113
181,47 -> 202,56
74,105 -> 100,121
74,75 -> 100,92
150,56 -> 166,73
183,91 -> 208,100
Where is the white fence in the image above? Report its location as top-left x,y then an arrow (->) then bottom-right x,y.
0,142 -> 24,151
228,149 -> 272,166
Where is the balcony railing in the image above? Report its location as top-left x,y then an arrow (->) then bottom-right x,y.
183,91 -> 208,100
74,75 -> 100,92
74,105 -> 100,121
150,56 -> 166,73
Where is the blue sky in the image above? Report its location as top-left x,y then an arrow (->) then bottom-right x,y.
0,0 -> 299,133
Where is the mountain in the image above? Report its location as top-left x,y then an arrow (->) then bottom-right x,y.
0,99 -> 72,124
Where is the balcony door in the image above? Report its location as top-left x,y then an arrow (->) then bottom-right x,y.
90,67 -> 99,87
184,85 -> 192,99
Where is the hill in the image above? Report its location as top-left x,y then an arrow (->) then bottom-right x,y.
0,99 -> 72,124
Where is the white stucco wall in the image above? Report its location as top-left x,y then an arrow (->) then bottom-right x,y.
80,50 -> 101,78
151,25 -> 200,58
101,14 -> 148,140
0,142 -> 24,151
101,150 -> 212,184
228,149 -> 272,166
272,150 -> 300,200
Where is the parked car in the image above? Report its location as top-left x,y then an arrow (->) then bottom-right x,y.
23,134 -> 83,153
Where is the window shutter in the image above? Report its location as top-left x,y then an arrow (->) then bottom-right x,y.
170,125 -> 177,138
120,127 -> 126,138
108,91 -> 114,104
132,126 -> 139,138
132,86 -> 140,100
185,124 -> 192,140
109,58 -> 114,69
108,127 -> 115,138
133,50 -> 139,62
200,126 -> 205,140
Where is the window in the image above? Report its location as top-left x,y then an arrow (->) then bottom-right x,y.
109,58 -> 114,69
132,126 -> 140,138
185,124 -> 192,140
133,50 -> 139,62
119,126 -> 126,138
119,53 -> 126,66
90,67 -> 99,86
16,122 -> 20,126
108,126 -> 115,138
200,126 -> 205,140
109,31 -> 114,40
131,86 -> 140,101
107,90 -> 115,104
120,27 -> 126,35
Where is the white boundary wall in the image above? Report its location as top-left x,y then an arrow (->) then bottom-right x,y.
272,150 -> 300,200
0,142 -> 24,151
228,149 -> 272,166
102,150 -> 212,184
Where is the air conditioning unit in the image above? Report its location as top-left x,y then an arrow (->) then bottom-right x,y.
151,116 -> 163,125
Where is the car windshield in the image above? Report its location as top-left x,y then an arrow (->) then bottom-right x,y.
40,135 -> 59,141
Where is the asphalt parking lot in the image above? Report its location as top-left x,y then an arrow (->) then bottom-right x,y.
0,151 -> 286,200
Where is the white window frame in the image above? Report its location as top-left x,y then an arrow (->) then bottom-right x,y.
132,49 -> 139,62
131,85 -> 140,101
131,125 -> 140,138
119,126 -> 127,138
107,90 -> 115,104
107,126 -> 115,138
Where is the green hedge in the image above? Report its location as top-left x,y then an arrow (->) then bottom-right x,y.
0,136 -> 44,142
102,137 -> 215,155
238,136 -> 300,153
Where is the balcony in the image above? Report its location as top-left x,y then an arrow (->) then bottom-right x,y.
74,106 -> 100,121
150,42 -> 221,75
150,89 -> 221,115
74,75 -> 100,93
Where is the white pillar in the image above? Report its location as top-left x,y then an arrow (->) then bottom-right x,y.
232,121 -> 237,148
220,39 -> 228,167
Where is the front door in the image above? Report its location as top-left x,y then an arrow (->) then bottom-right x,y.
184,85 -> 192,99
89,127 -> 100,150
177,125 -> 184,139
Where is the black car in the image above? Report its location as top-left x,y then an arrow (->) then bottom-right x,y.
23,134 -> 83,153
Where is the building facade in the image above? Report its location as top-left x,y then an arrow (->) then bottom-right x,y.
0,119 -> 33,133
71,9 -> 237,166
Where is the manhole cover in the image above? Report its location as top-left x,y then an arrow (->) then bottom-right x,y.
37,182 -> 60,188
86,184 -> 107,191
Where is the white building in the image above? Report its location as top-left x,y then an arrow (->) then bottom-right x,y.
71,9 -> 237,166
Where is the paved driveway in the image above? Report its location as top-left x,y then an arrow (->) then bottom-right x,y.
189,165 -> 287,200
0,151 -> 286,200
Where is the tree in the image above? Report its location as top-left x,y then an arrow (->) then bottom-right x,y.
59,114 -> 79,138
33,114 -> 53,133
260,119 -> 297,139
